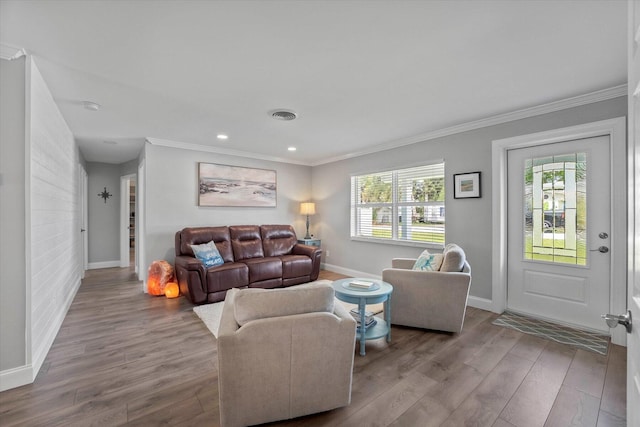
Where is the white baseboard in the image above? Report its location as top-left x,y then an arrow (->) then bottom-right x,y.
88,260 -> 120,269
31,277 -> 81,380
2,277 -> 83,393
467,296 -> 495,312
321,263 -> 381,280
0,364 -> 33,392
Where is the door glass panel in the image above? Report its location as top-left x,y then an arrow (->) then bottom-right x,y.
523,152 -> 586,265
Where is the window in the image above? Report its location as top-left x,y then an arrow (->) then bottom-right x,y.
351,162 -> 445,246
523,152 -> 586,265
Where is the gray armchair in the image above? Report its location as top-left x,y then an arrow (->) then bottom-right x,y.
217,282 -> 357,427
382,244 -> 471,333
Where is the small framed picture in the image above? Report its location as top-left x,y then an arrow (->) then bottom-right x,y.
453,172 -> 481,199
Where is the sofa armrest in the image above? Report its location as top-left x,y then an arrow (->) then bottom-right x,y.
218,288 -> 240,337
174,255 -> 208,304
391,258 -> 417,269
292,244 -> 323,281
333,299 -> 358,328
292,243 -> 319,258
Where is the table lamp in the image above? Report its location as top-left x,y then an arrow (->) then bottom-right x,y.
300,202 -> 316,239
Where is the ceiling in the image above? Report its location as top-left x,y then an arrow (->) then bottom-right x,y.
0,0 -> 627,166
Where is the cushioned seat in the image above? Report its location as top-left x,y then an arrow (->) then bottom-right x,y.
382,244 -> 472,333
243,257 -> 283,288
217,282 -> 357,427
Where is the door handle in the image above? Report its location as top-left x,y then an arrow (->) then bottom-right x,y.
81,229 -> 86,232
601,311 -> 632,333
589,246 -> 608,253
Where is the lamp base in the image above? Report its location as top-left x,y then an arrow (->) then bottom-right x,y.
304,215 -> 311,240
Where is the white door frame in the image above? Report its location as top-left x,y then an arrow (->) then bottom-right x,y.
80,165 -> 88,278
119,173 -> 136,268
491,117 -> 627,345
137,160 -> 146,291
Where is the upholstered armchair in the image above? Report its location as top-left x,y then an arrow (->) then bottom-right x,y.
217,282 -> 357,427
382,244 -> 471,333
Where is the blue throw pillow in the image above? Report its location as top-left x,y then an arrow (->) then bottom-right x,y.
412,249 -> 444,271
190,241 -> 224,268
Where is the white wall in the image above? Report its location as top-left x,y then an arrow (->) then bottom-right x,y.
142,143 -> 312,280
86,162 -> 121,267
0,57 -> 27,374
0,57 -> 83,391
313,97 -> 627,305
28,58 -> 83,380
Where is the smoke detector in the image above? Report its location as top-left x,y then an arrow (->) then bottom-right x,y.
271,109 -> 298,121
83,101 -> 101,111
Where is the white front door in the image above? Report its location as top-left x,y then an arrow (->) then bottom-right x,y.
507,135 -> 611,332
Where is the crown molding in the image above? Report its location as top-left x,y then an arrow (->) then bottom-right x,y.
0,43 -> 26,61
145,137 -> 311,166
147,85 -> 626,168
311,85 -> 628,166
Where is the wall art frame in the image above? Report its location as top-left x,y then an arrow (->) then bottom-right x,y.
198,163 -> 277,207
453,171 -> 481,199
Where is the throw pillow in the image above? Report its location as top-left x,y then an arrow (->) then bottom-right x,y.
440,243 -> 466,272
190,241 -> 224,268
233,282 -> 335,326
412,249 -> 444,271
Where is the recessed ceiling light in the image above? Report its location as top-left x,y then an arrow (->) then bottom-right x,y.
271,110 -> 298,121
217,134 -> 228,140
83,101 -> 101,111
288,147 -> 297,152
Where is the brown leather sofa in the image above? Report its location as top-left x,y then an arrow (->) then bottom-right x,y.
174,225 -> 322,304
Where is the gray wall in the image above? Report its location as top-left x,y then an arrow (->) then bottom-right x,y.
86,162 -> 121,265
312,97 -> 627,302
142,143 -> 312,275
0,58 -> 27,372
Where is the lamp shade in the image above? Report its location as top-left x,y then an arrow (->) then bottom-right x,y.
300,202 -> 316,215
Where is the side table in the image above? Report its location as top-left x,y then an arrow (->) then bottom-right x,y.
332,278 -> 393,356
297,238 -> 321,247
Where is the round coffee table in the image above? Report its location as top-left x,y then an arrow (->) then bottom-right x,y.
332,278 -> 393,356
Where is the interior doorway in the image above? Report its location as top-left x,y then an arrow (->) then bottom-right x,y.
120,174 -> 136,270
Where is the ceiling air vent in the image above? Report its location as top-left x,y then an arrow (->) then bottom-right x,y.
271,110 -> 298,121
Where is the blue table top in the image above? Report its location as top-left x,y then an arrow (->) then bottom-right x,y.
332,278 -> 393,298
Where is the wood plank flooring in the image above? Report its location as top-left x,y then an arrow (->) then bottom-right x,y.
0,268 -> 627,426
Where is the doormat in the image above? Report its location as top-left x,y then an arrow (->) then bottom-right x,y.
492,311 -> 609,356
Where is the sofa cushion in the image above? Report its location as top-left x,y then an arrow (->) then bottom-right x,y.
177,226 -> 234,262
261,225 -> 297,257
233,282 -> 335,326
206,262 -> 249,293
440,244 -> 466,272
280,254 -> 312,278
243,257 -> 282,282
230,225 -> 264,260
190,241 -> 224,268
412,249 -> 444,271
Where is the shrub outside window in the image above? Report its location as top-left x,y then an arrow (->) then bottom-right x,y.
350,162 -> 445,246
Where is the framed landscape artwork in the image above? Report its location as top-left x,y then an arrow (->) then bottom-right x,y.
453,172 -> 481,199
198,163 -> 277,207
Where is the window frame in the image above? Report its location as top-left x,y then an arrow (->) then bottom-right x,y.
350,160 -> 446,249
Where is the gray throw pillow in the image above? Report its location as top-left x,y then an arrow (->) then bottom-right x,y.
440,244 -> 466,272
